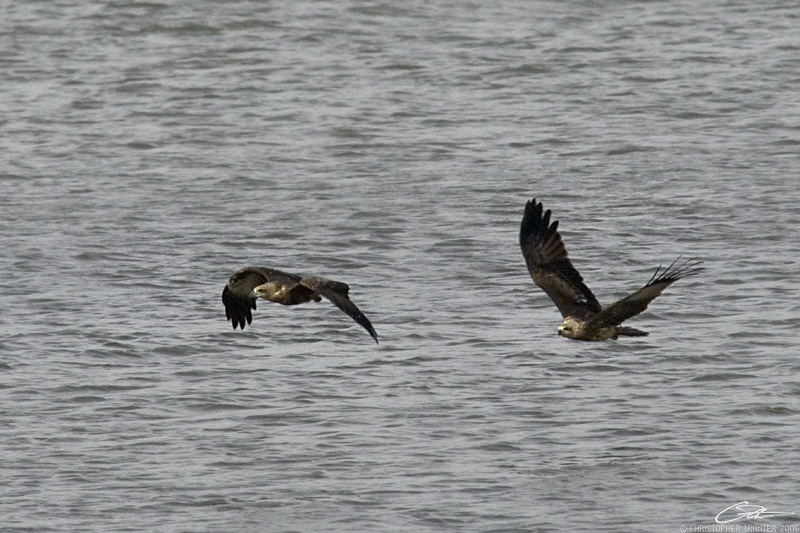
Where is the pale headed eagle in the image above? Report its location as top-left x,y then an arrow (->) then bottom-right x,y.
519,198 -> 703,341
222,266 -> 378,343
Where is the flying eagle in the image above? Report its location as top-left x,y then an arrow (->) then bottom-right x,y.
519,198 -> 703,341
222,266 -> 378,343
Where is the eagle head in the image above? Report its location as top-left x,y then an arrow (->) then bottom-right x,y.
557,317 -> 583,339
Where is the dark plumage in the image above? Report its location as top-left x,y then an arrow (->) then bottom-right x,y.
519,198 -> 704,340
222,266 -> 378,343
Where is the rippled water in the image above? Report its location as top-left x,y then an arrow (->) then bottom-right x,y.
3,1 -> 800,531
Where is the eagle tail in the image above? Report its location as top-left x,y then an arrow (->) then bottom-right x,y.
617,326 -> 648,337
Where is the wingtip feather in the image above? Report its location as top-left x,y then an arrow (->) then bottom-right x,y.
648,257 -> 705,285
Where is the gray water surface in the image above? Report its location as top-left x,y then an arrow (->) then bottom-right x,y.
2,1 -> 799,531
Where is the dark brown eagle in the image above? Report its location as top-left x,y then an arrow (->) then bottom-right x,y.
222,266 -> 378,343
519,198 -> 703,341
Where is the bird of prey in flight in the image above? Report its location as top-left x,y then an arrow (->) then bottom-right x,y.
519,198 -> 703,340
222,266 -> 378,343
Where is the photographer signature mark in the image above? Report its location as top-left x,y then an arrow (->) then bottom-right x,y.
716,501 -> 796,523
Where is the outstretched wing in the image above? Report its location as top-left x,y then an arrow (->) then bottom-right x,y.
584,258 -> 704,329
301,277 -> 379,344
222,266 -> 301,330
519,198 -> 601,319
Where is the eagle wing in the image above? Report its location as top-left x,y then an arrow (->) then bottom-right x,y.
519,198 -> 602,319
300,277 -> 379,344
584,258 -> 704,330
222,266 -> 302,330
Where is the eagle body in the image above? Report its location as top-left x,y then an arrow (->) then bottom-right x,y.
558,317 -> 617,341
557,317 -> 648,341
252,280 -> 322,305
519,198 -> 703,341
222,266 -> 378,343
